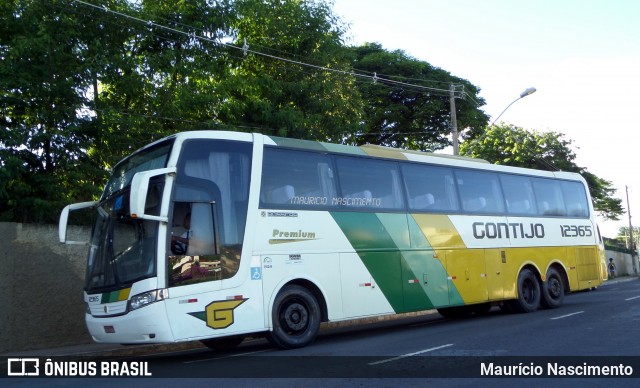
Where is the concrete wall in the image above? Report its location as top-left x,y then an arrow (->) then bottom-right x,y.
0,221 -> 637,353
0,222 -> 92,353
606,249 -> 637,277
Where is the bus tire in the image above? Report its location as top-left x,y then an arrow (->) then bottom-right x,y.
510,268 -> 540,313
267,285 -> 321,349
201,335 -> 244,351
540,267 -> 565,309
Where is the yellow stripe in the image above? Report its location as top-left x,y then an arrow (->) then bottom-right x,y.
118,288 -> 131,301
359,145 -> 408,160
412,214 -> 466,249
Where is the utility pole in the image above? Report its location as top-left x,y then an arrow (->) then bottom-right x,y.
626,185 -> 637,274
449,83 -> 459,155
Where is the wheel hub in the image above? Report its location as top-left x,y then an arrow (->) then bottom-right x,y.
284,303 -> 308,331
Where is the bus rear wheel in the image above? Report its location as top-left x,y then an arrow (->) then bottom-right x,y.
509,268 -> 540,313
267,285 -> 321,349
540,267 -> 565,309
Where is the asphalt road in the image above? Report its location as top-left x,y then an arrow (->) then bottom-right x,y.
144,277 -> 640,374
5,278 -> 640,386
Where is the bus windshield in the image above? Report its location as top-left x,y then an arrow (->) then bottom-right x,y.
86,141 -> 173,293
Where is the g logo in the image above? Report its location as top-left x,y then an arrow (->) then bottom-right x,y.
205,299 -> 247,329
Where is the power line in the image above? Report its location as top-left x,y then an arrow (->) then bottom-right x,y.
46,0 -> 485,144
69,0 -> 471,99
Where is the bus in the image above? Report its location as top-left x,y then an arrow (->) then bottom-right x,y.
59,131 -> 607,349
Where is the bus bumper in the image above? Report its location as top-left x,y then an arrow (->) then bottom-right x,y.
86,301 -> 174,344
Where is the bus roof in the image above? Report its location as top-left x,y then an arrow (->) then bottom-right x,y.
161,131 -> 584,184
266,135 -> 488,163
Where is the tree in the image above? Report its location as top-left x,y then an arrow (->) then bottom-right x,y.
0,0 -> 125,222
347,43 -> 488,151
88,0 -> 236,167
460,124 -> 624,220
616,226 -> 640,249
217,0 -> 363,142
0,0 -> 366,223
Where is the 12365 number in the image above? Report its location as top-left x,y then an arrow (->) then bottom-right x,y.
560,225 -> 592,237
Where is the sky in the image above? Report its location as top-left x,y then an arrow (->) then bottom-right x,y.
332,0 -> 640,239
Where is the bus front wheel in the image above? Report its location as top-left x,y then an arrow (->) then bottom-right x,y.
267,285 -> 321,349
540,267 -> 565,309
509,268 -> 540,313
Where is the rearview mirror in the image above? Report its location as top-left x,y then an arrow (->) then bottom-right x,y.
58,201 -> 97,244
130,167 -> 176,222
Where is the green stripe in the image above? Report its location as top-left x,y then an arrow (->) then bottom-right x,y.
376,213 -> 411,249
100,288 -> 130,304
331,212 -> 404,311
268,135 -> 368,156
101,291 -> 118,304
331,212 -> 465,312
188,311 -> 207,322
404,216 -> 464,307
268,136 -> 328,151
331,212 -> 398,251
322,142 -> 367,156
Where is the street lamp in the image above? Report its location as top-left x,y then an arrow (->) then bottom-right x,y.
490,87 -> 537,126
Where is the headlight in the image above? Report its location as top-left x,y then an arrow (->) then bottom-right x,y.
128,289 -> 168,311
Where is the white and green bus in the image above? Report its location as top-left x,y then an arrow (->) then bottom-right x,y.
59,131 -> 607,349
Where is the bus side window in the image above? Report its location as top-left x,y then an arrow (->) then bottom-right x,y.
456,170 -> 505,214
500,174 -> 537,215
561,180 -> 589,217
464,197 -> 487,212
186,203 -> 216,256
532,178 -> 566,216
401,164 -> 458,212
345,190 -> 372,206
168,201 -> 221,287
317,162 -> 336,200
260,147 -> 334,209
411,193 -> 435,209
335,156 -> 404,210
268,185 -> 296,204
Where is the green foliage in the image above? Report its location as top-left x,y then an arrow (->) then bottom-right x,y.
460,124 -> 624,221
0,0 -> 115,222
603,237 -> 632,254
218,0 -> 363,141
91,0 -> 235,167
2,0 -> 368,223
1,0 -> 621,227
347,43 -> 488,151
615,227 -> 640,249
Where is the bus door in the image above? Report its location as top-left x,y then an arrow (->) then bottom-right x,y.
444,249 -> 488,305
485,249 -> 505,300
164,139 -> 256,341
404,215 -> 450,310
165,201 -> 225,340
410,214 -> 486,306
401,250 -> 449,310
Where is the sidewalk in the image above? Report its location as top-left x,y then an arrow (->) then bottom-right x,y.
602,274 -> 638,286
3,275 -> 637,359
